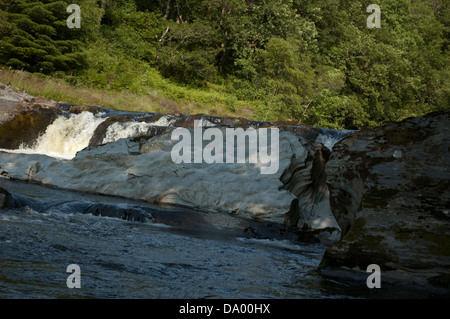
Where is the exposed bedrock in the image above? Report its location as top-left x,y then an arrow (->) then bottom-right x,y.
0,128 -> 341,243
320,111 -> 450,295
0,82 -> 346,243
0,84 -> 61,149
1,83 -> 448,294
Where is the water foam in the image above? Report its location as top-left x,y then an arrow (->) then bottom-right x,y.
102,121 -> 152,144
0,113 -> 181,159
5,111 -> 106,160
315,128 -> 356,150
102,116 -> 177,144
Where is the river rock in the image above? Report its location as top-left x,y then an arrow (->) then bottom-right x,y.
0,106 -> 62,149
0,82 -> 348,242
0,186 -> 29,210
0,83 -> 33,104
0,83 -> 61,149
0,187 -> 7,209
320,111 -> 450,295
88,116 -> 175,147
0,128 -> 341,242
0,83 -> 57,123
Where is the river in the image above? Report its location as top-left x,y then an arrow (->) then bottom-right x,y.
1,178 -> 375,299
0,108 -> 433,299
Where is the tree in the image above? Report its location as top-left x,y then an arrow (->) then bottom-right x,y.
254,37 -> 315,121
0,0 -> 102,73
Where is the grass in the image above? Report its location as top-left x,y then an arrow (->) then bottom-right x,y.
0,67 -> 258,119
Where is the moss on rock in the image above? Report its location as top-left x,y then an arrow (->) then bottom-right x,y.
363,188 -> 400,209
0,108 -> 60,149
320,217 -> 398,270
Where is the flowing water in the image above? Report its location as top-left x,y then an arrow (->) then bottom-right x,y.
2,111 -> 355,160
1,110 -> 425,299
1,179 -> 362,299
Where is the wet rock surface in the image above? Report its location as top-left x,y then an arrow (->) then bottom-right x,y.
0,182 -> 311,243
0,82 -> 348,244
2,83 -> 449,296
321,111 -> 450,295
0,106 -> 61,149
0,84 -> 61,149
0,129 -> 340,245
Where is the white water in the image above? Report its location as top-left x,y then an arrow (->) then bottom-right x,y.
0,108 -> 352,162
103,122 -> 150,144
0,112 -> 181,160
315,129 -> 356,151
5,112 -> 106,160
102,116 -> 177,144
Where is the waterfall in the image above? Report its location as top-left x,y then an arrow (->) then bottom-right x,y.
16,111 -> 105,160
315,128 -> 356,151
0,111 -> 181,160
102,116 -> 177,144
102,122 -> 153,144
1,106 -> 354,161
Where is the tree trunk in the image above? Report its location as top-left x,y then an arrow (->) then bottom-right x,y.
163,0 -> 171,19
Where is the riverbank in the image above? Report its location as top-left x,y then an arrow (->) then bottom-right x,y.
0,68 -> 255,120
0,83 -> 449,297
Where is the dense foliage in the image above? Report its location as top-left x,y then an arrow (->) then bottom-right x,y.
1,0 -> 449,129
